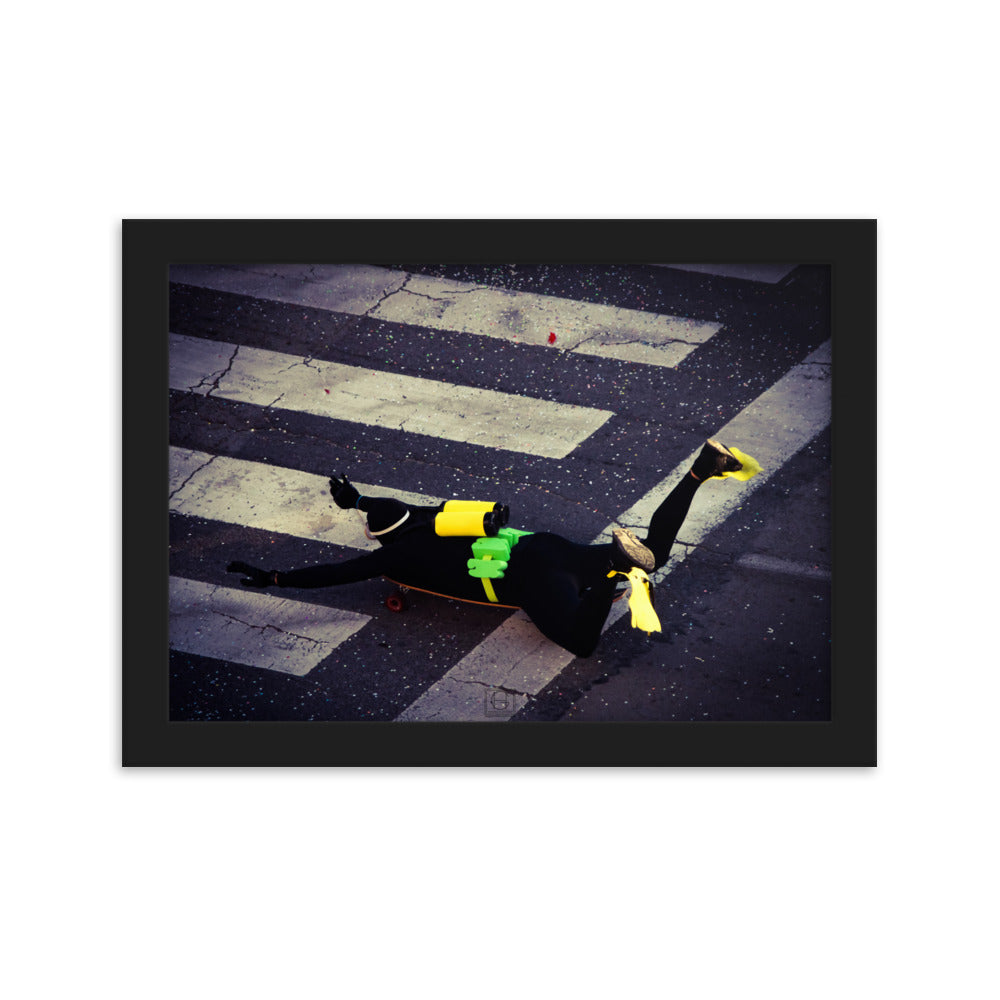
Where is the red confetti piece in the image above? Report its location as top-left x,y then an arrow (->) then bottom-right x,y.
548,332 -> 557,344
324,389 -> 330,394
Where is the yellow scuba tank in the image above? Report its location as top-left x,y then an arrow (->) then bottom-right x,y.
434,500 -> 509,538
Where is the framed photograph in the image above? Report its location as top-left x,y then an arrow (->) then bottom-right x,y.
123,219 -> 875,766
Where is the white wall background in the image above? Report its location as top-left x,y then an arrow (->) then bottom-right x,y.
5,4 -> 993,998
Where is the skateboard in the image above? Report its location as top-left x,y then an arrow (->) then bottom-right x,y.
382,578 -> 628,613
383,578 -> 522,613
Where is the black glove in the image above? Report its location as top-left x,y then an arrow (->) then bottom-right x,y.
329,473 -> 362,510
226,561 -> 276,588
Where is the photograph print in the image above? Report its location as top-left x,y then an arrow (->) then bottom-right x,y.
165,250 -> 836,727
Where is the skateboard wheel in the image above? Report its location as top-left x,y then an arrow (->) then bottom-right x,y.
385,592 -> 407,613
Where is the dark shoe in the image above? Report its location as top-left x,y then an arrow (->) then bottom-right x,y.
611,527 -> 656,572
691,438 -> 743,480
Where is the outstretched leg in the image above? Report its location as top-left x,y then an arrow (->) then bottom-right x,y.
643,473 -> 700,569
643,439 -> 744,570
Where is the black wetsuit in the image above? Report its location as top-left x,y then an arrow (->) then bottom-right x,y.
268,473 -> 702,658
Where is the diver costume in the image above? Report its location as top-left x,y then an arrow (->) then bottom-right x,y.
227,439 -> 760,659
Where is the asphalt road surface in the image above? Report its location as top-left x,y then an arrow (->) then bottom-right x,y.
167,261 -> 831,722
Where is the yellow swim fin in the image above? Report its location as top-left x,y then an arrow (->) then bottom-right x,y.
721,446 -> 763,481
609,567 -> 662,634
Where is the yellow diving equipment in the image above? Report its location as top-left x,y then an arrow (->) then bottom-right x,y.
434,500 -> 509,538
608,567 -> 661,634
442,500 -> 499,514
467,528 -> 532,602
720,446 -> 763,481
429,498 -> 521,601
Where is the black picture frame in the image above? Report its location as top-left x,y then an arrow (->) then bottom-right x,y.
124,219 -> 875,766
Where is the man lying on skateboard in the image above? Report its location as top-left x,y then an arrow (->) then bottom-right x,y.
227,439 -> 759,659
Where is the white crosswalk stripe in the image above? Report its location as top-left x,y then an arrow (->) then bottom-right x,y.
170,447 -> 443,551
169,331 -> 613,459
169,577 -> 371,677
170,263 -> 722,368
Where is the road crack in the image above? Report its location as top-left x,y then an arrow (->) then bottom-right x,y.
363,272 -> 413,317
278,355 -> 321,374
169,454 -> 217,501
569,330 -> 698,353
396,284 -> 480,304
193,345 -> 239,396
210,611 -> 329,647
366,273 -> 483,316
452,676 -> 528,697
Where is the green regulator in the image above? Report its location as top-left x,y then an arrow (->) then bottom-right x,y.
432,500 -> 530,603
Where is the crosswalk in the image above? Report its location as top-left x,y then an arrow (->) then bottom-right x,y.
170,263 -> 723,368
169,577 -> 370,677
169,331 -> 613,458
168,262 -> 832,721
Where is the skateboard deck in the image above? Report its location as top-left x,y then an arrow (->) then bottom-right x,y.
383,578 -> 521,612
382,578 -> 627,613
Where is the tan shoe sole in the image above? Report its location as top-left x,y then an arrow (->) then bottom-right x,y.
612,527 -> 656,572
